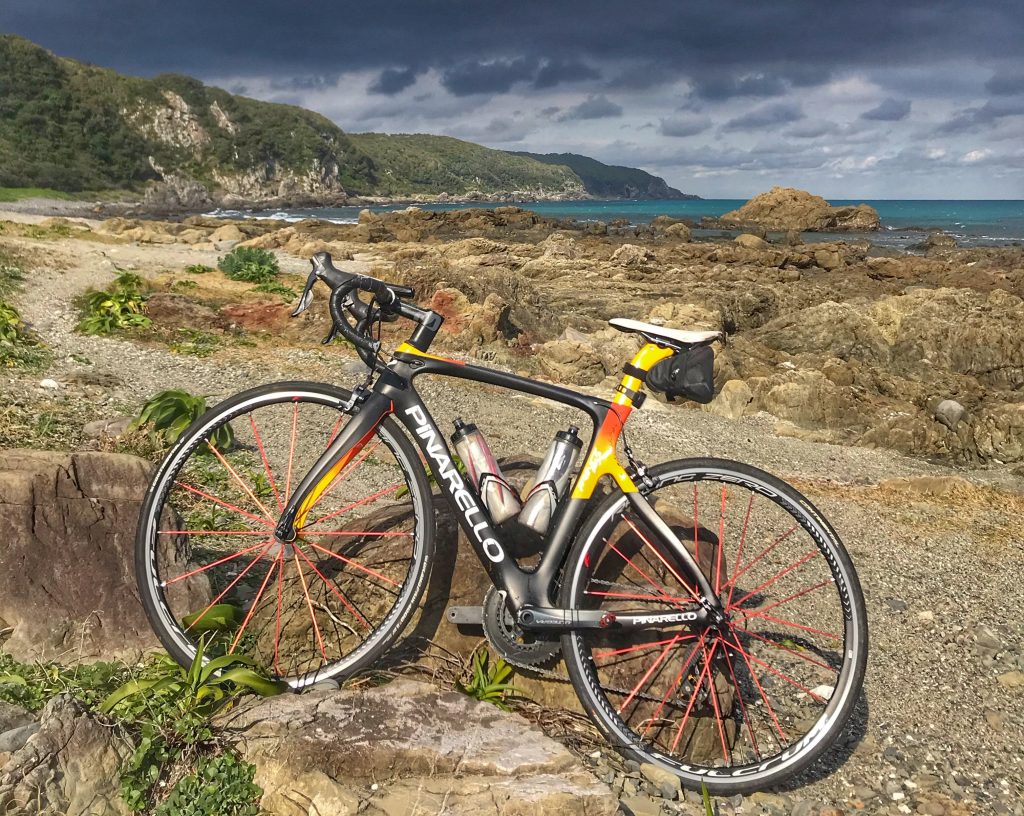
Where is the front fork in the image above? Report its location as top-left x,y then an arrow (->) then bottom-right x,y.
274,390 -> 390,542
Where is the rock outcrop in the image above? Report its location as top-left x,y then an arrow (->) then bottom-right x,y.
0,696 -> 129,816
721,187 -> 880,231
221,679 -> 618,816
0,450 -> 209,662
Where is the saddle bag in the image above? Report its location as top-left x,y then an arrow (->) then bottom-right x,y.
646,345 -> 716,404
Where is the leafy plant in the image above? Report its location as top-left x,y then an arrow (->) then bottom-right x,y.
0,654 -> 130,712
171,279 -> 199,291
702,782 -> 714,816
77,268 -> 151,335
0,297 -> 48,369
0,299 -> 24,342
169,328 -> 219,357
458,645 -> 516,710
217,247 -> 279,284
185,263 -> 214,275
252,280 -> 296,300
131,389 -> 233,448
155,752 -> 262,816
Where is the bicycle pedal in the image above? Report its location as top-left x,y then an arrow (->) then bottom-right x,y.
446,606 -> 483,625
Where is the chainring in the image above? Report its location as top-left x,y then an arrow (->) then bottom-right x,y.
482,586 -> 562,668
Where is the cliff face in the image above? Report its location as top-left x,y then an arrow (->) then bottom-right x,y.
510,152 -> 699,200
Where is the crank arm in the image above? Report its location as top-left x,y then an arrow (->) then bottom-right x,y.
518,606 -> 708,632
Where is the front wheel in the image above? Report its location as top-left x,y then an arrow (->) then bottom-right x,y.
559,458 -> 867,794
135,381 -> 435,690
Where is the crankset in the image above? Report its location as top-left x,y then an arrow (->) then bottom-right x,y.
482,586 -> 562,668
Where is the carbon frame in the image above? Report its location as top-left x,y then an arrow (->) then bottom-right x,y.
275,349 -> 721,621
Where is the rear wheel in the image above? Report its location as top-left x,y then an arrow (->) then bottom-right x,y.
135,381 -> 435,689
559,458 -> 867,794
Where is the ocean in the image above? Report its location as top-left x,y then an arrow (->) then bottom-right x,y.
211,199 -> 1024,250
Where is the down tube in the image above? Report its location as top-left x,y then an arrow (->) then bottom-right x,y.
392,392 -> 529,599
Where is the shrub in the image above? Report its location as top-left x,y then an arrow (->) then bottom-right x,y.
184,263 -> 214,275
0,298 -> 48,369
217,247 -> 279,284
131,389 -> 233,448
155,752 -> 262,816
77,268 -> 151,335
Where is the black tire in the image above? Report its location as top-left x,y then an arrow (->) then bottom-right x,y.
135,381 -> 435,690
559,458 -> 867,794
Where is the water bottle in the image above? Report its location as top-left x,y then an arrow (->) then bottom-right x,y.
518,426 -> 582,534
450,418 -> 522,524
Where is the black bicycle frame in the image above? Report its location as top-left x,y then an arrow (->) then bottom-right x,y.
275,350 -> 722,629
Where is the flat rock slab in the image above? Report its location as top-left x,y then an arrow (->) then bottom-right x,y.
221,678 -> 617,816
0,449 -> 207,662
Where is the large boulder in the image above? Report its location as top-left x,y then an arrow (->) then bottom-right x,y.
0,696 -> 129,816
221,679 -> 617,816
721,187 -> 880,231
0,450 -> 208,662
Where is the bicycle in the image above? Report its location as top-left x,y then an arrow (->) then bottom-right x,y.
136,251 -> 867,794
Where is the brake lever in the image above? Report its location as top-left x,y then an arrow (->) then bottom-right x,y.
291,269 -> 318,316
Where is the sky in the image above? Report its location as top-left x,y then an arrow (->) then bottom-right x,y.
2,0 -> 1023,199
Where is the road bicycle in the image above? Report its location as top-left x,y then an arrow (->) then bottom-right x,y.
136,251 -> 867,793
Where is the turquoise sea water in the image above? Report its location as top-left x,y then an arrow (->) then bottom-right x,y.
214,199 -> 1024,249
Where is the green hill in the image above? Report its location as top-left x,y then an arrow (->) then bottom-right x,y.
511,152 -> 697,199
0,35 -> 693,203
346,133 -> 583,198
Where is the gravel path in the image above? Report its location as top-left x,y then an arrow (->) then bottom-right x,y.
5,233 -> 1024,816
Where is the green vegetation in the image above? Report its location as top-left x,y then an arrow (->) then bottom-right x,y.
458,646 -> 516,710
184,263 -> 214,274
0,654 -> 129,711
218,246 -> 279,283
0,186 -> 75,202
511,152 -> 696,200
132,388 -> 233,448
77,268 -> 151,335
0,252 -> 49,369
169,327 -> 219,357
350,132 -> 583,197
154,753 -> 262,816
252,280 -> 296,300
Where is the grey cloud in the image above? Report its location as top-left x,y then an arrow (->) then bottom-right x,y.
786,120 -> 841,139
722,102 -> 804,132
691,73 -> 788,101
441,57 -> 538,96
533,59 -> 600,89
861,98 -> 911,121
369,67 -> 419,95
557,94 -> 623,121
937,98 -> 1024,133
658,114 -> 712,137
985,71 -> 1024,96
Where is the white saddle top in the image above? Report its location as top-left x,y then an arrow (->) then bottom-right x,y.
609,318 -> 722,346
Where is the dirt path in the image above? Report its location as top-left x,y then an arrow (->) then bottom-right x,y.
4,232 -> 1023,815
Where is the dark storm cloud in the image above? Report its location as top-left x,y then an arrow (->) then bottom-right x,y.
3,0 -> 1022,92
860,98 -> 912,121
659,114 -> 712,137
721,102 -> 804,132
441,57 -> 538,96
557,94 -> 623,121
690,73 -> 788,101
532,59 -> 600,89
937,98 -> 1024,133
369,67 -> 420,95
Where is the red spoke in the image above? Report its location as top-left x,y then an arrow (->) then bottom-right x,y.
731,548 -> 819,609
742,579 -> 834,620
304,530 -> 411,538
740,629 -> 835,673
158,529 -> 269,536
295,544 -> 370,629
304,481 -> 403,529
205,441 -> 276,523
229,549 -> 282,653
622,516 -> 700,600
250,414 -> 284,512
722,638 -> 761,760
184,540 -> 274,632
727,494 -> 754,609
722,523 -> 798,596
715,486 -> 726,596
174,481 -> 273,528
723,634 -> 827,702
304,539 -> 401,588
607,540 -> 680,605
617,634 -> 682,714
273,555 -> 284,676
326,415 -> 345,449
704,639 -> 731,764
292,550 -> 328,663
585,589 -> 696,604
670,640 -> 717,752
306,440 -> 382,514
735,609 -> 841,642
284,402 -> 298,502
722,629 -> 787,743
163,541 -> 270,586
593,635 -> 696,661
641,636 -> 704,738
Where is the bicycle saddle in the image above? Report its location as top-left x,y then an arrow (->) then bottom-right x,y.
608,317 -> 722,347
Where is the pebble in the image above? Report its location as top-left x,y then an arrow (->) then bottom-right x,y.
39,378 -> 59,389
996,671 -> 1024,688
885,597 -> 909,612
640,763 -> 681,795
